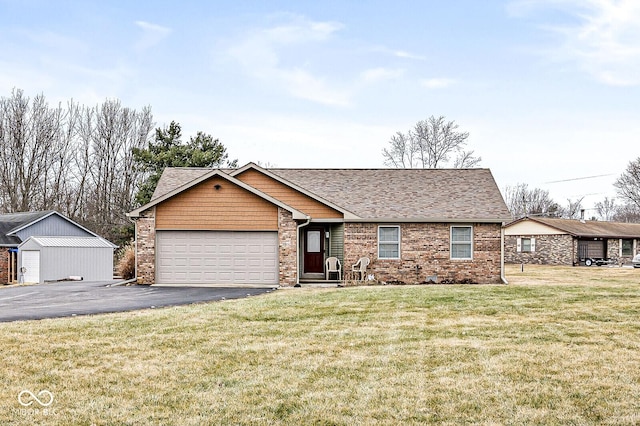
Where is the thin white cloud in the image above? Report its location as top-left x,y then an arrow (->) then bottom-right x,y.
360,67 -> 404,84
225,15 -> 351,107
135,20 -> 172,50
420,78 -> 456,89
393,50 -> 426,60
509,0 -> 640,86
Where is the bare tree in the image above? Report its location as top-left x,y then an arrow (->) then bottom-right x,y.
383,115 -> 480,168
595,197 -> 617,221
562,197 -> 585,219
382,131 -> 418,168
0,89 -> 62,212
612,203 -> 640,223
503,183 -> 560,219
78,99 -> 153,241
614,158 -> 640,209
0,89 -> 154,245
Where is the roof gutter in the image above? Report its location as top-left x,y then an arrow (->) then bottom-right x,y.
344,217 -> 511,224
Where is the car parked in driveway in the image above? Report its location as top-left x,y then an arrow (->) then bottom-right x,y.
633,253 -> 640,268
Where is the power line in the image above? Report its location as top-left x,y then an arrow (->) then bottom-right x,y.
543,174 -> 614,184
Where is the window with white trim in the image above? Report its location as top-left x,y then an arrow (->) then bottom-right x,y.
378,226 -> 400,259
517,237 -> 536,253
621,239 -> 633,257
451,226 -> 473,259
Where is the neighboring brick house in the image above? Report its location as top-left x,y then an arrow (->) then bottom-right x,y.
504,216 -> 640,266
127,163 -> 512,286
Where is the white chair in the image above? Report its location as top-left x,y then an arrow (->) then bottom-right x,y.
352,257 -> 370,281
325,257 -> 341,280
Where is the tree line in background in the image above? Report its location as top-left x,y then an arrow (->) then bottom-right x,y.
0,89 -> 235,246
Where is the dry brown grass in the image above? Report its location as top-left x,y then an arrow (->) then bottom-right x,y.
115,243 -> 136,280
1,265 -> 639,425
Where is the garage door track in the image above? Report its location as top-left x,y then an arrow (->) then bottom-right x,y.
0,281 -> 275,322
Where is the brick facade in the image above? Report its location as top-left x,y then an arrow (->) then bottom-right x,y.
505,234 -> 574,265
0,250 -> 9,284
134,201 -> 507,285
135,208 -> 156,285
344,222 -> 503,284
278,208 -> 297,285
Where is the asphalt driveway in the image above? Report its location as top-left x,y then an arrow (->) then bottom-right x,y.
0,281 -> 275,322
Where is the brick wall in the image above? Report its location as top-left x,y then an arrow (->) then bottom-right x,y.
607,239 -> 620,262
505,234 -> 574,265
135,208 -> 156,285
278,208 -> 297,286
0,250 -> 9,284
344,222 -> 503,284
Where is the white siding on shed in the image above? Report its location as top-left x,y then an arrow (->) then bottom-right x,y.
18,237 -> 114,283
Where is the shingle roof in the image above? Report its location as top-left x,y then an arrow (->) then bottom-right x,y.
522,217 -> 640,238
150,166 -> 511,222
151,168 -> 215,201
0,211 -> 56,246
270,168 -> 510,221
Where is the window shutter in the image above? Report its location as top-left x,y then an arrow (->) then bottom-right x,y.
530,237 -> 536,252
516,238 -> 522,252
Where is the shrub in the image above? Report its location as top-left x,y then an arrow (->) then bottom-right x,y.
116,243 -> 136,280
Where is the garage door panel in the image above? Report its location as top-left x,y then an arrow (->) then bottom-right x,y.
157,231 -> 278,285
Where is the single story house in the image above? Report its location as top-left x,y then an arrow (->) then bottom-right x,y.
127,163 -> 511,286
504,216 -> 640,265
0,211 -> 116,284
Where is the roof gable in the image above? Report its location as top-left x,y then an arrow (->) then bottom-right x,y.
128,169 -> 308,220
231,163 -> 358,219
0,211 -> 104,246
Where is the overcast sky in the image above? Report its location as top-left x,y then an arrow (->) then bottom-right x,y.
1,0 -> 638,215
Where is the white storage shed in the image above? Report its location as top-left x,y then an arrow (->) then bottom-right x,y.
18,236 -> 117,283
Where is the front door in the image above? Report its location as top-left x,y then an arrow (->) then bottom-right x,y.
304,228 -> 324,273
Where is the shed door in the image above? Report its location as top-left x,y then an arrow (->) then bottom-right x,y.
156,231 -> 278,285
21,251 -> 40,283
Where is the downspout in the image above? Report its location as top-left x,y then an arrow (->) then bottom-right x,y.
296,216 -> 311,285
501,224 -> 508,284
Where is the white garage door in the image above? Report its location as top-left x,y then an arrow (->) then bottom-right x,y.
21,250 -> 40,284
156,231 -> 278,285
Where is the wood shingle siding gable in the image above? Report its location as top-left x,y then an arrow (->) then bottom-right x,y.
155,176 -> 278,231
235,169 -> 343,219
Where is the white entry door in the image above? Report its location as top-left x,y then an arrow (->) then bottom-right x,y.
21,251 -> 40,283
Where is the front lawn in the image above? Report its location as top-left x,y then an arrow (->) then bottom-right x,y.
1,265 -> 639,425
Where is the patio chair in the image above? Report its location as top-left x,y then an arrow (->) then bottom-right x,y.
325,257 -> 341,281
352,257 -> 370,281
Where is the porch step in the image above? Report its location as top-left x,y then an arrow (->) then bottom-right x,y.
298,279 -> 342,288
